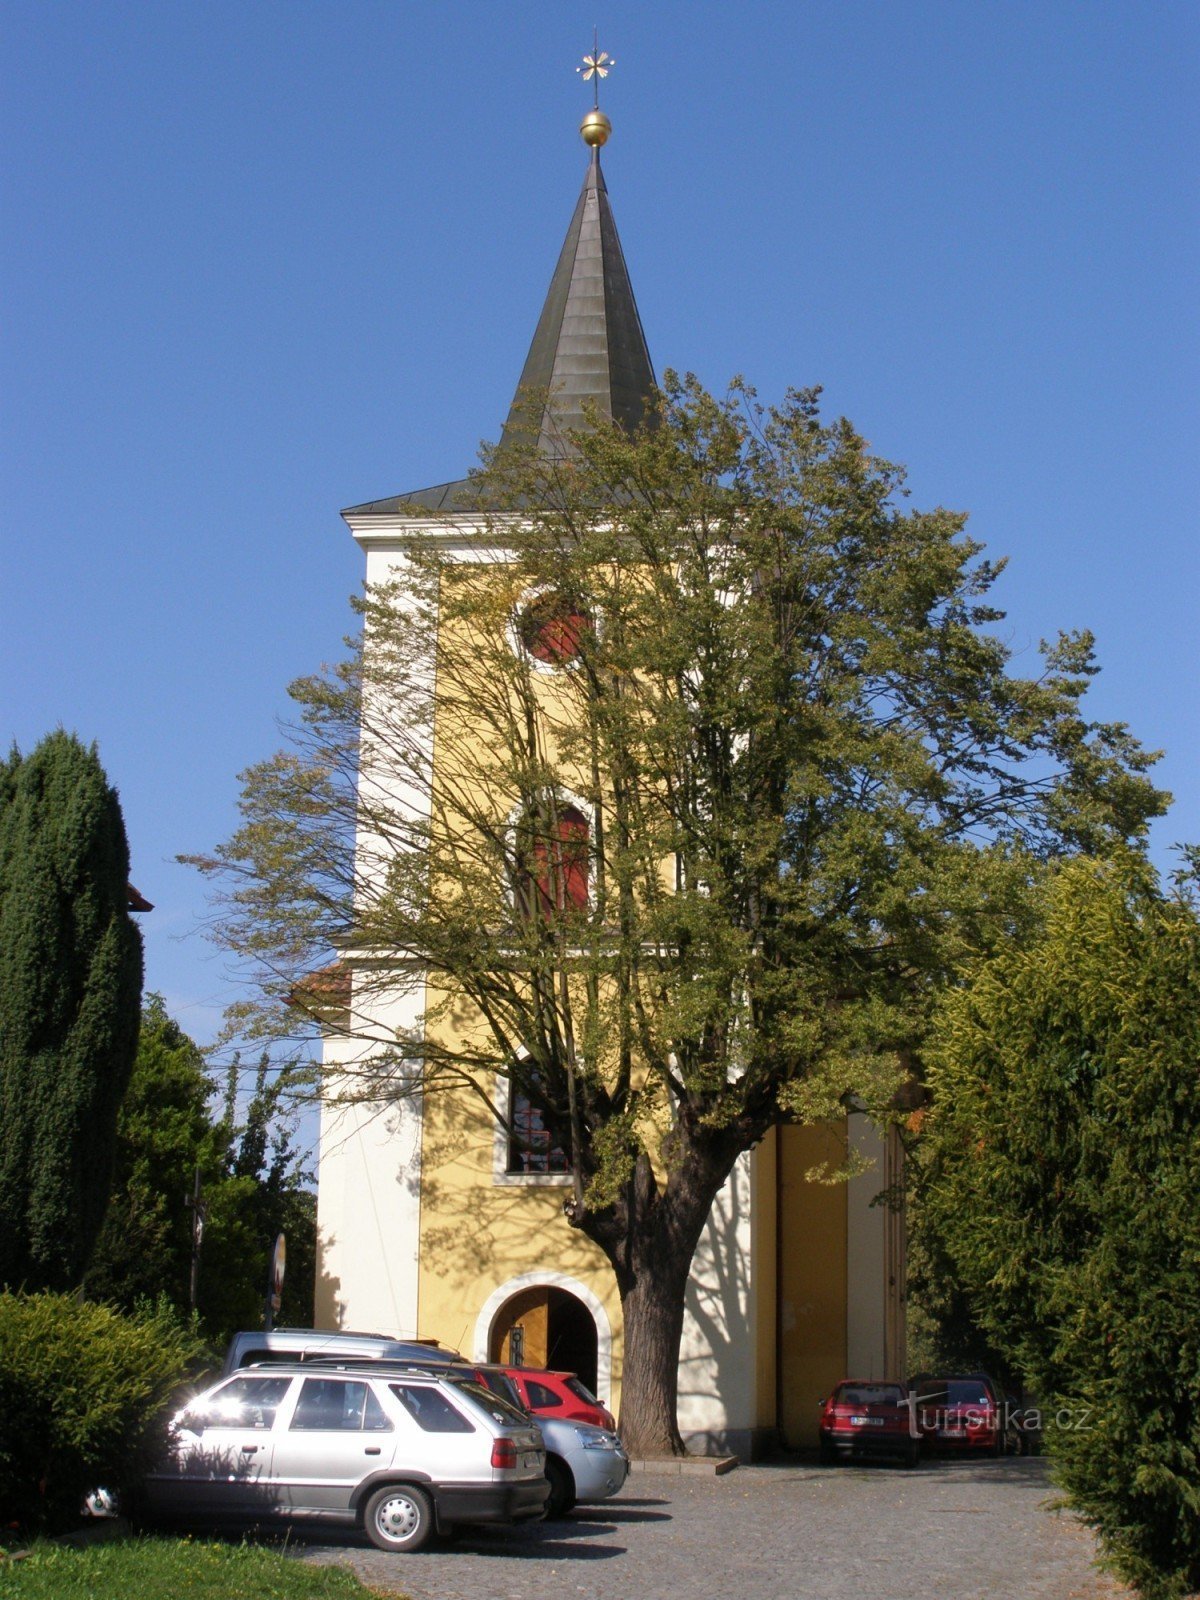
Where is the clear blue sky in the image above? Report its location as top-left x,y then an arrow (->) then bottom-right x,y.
3,1 -> 1196,1051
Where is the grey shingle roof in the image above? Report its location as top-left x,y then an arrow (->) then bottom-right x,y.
343,149 -> 655,518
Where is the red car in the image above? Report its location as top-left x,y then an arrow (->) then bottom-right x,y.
909,1373 -> 1011,1455
818,1381 -> 920,1468
500,1367 -> 616,1431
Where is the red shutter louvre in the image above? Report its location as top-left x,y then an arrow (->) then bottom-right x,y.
529,806 -> 588,918
518,595 -> 591,664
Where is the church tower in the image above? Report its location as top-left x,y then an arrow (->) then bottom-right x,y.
315,80 -> 904,1458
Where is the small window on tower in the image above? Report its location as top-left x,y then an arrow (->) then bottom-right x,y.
516,592 -> 592,666
507,1075 -> 570,1175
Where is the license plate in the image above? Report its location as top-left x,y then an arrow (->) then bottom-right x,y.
942,1427 -> 965,1438
523,1452 -> 541,1468
850,1416 -> 885,1427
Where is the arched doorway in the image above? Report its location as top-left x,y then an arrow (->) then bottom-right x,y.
488,1284 -> 599,1392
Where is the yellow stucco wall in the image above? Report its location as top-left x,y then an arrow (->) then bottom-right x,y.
752,1127 -> 778,1431
413,1031 -> 624,1407
778,1121 -> 848,1447
414,570 -> 624,1397
409,567 -> 862,1438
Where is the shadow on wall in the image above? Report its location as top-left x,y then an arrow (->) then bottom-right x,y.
676,1159 -> 755,1455
312,1234 -> 344,1329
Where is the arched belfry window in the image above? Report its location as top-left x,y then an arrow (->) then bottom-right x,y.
515,805 -> 589,920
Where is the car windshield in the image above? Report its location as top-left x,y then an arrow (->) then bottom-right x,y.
835,1385 -> 906,1407
944,1382 -> 991,1406
913,1379 -> 993,1407
451,1379 -> 530,1427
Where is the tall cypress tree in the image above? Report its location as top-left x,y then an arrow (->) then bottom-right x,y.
0,732 -> 143,1290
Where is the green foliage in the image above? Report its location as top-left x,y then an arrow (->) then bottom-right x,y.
85,998 -> 315,1343
0,1292 -> 205,1536
0,1539 -> 376,1597
0,733 -> 143,1292
187,375 -> 1165,1452
921,857 -> 1200,1599
85,996 -> 219,1310
193,379 -> 1165,1172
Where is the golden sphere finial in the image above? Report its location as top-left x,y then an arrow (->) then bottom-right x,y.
580,108 -> 612,148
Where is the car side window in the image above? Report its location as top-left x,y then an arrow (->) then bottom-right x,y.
526,1380 -> 564,1409
200,1375 -> 293,1431
389,1384 -> 476,1434
362,1387 -> 393,1432
291,1377 -> 389,1431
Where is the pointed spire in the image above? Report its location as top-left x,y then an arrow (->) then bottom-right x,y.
500,141 -> 656,455
345,102 -> 655,517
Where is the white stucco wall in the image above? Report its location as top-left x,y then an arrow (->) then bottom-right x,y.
677,1149 -> 760,1442
315,989 -> 426,1334
315,522 -> 445,1335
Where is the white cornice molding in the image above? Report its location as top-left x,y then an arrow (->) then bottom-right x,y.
343,512 -> 521,558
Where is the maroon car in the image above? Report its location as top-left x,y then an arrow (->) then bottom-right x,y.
818,1381 -> 920,1468
909,1373 -> 1012,1455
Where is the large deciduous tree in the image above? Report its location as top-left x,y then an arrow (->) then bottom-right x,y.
0,731 -> 143,1291
189,376 -> 1165,1454
919,855 -> 1200,1600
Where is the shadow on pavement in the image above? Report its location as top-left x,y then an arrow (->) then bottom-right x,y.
288,1517 -> 630,1563
742,1451 -> 1054,1491
433,1522 -> 626,1561
567,1504 -> 671,1525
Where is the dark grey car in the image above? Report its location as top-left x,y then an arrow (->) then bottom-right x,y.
220,1327 -> 461,1377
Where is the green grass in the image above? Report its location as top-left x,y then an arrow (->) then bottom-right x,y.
0,1537 -> 395,1599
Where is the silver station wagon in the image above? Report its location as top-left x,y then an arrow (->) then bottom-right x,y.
143,1363 -> 549,1551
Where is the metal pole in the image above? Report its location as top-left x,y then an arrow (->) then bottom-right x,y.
188,1166 -> 205,1313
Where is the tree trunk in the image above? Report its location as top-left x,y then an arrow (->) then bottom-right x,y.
586,1134 -> 748,1459
617,1249 -> 692,1457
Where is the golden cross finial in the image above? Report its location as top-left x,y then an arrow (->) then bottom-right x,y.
576,28 -> 614,111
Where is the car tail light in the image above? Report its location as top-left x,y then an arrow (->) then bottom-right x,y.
491,1438 -> 518,1469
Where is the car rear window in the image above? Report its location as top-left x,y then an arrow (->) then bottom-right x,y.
835,1384 -> 906,1407
389,1383 -> 476,1434
564,1376 -> 600,1405
525,1380 -> 564,1409
234,1346 -> 295,1367
463,1371 -> 525,1409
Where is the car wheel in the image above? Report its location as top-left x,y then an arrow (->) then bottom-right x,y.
544,1456 -> 576,1518
363,1483 -> 435,1553
903,1441 -> 921,1470
818,1440 -> 836,1466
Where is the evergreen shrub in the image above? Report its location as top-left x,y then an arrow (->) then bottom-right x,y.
0,1292 -> 206,1535
924,859 -> 1200,1599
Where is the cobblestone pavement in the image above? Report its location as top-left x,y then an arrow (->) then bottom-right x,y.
298,1456 -> 1129,1600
